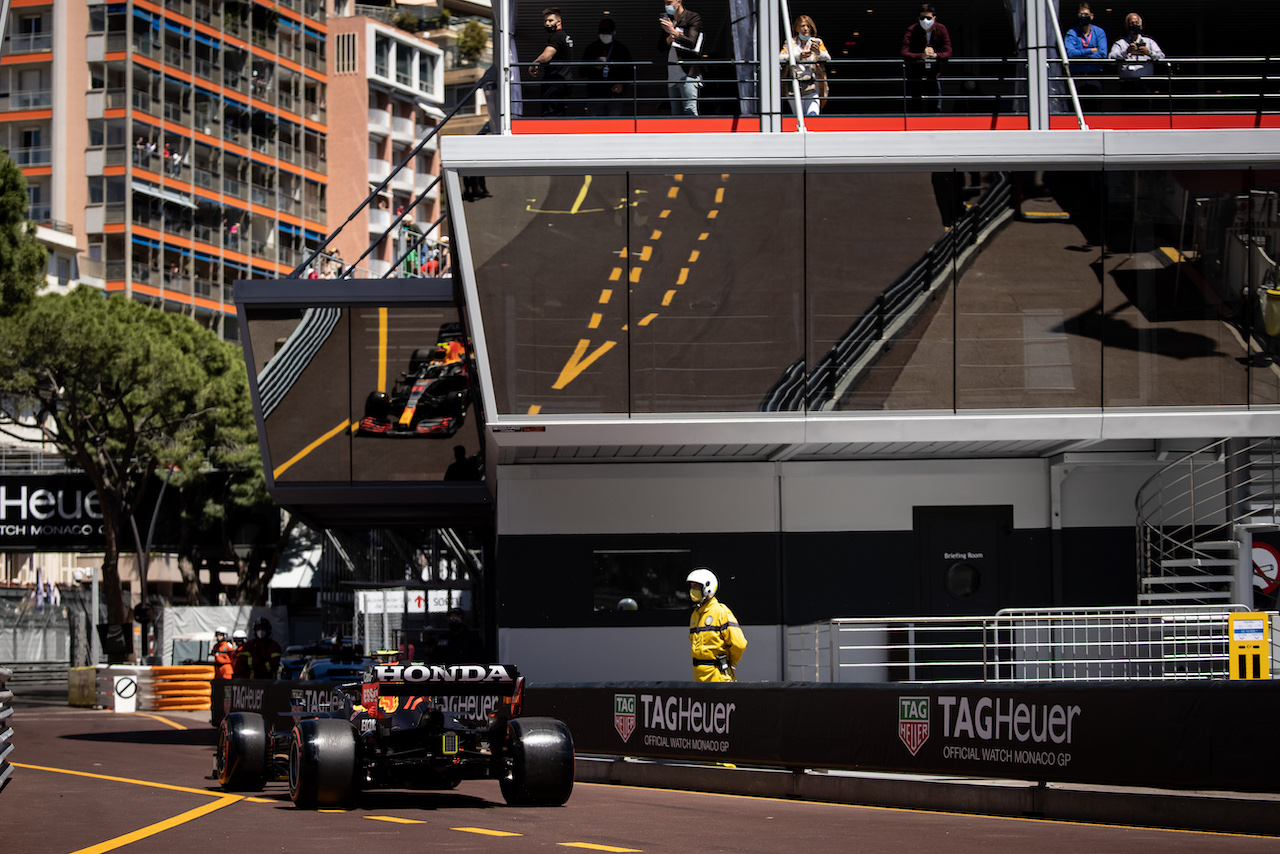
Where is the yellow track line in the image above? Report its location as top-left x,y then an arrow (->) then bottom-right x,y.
378,307 -> 388,392
454,827 -> 523,837
70,796 -> 240,854
570,176 -> 593,214
273,419 -> 351,479
130,712 -> 187,730
13,762 -> 234,797
559,844 -> 642,853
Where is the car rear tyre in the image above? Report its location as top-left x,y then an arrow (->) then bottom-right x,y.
289,718 -> 360,808
218,712 -> 268,792
499,717 -> 574,806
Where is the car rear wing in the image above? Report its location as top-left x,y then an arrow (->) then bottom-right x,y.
354,662 -> 524,719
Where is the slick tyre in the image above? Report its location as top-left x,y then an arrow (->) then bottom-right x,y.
218,712 -> 268,792
289,718 -> 360,809
499,717 -> 574,806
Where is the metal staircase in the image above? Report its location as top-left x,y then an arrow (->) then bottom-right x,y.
1136,438 -> 1280,606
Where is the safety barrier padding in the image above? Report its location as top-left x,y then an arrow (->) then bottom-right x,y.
0,666 -> 13,796
91,665 -> 215,712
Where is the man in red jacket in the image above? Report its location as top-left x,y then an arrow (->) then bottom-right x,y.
901,4 -> 952,113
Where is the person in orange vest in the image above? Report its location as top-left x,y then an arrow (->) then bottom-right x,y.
210,626 -> 237,680
231,629 -> 250,677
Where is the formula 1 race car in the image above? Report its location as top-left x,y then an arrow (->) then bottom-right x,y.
215,662 -> 574,808
356,342 -> 471,438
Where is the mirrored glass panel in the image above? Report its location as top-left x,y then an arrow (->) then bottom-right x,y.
627,172 -> 804,412
1249,170 -> 1280,407
349,306 -> 478,482
956,170 -> 1103,410
465,174 -> 631,415
249,306 -> 353,483
808,170 -> 957,411
1101,169 -> 1248,407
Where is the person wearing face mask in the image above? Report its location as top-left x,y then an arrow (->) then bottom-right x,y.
581,17 -> 634,116
1064,2 -> 1108,75
239,617 -> 283,679
1109,13 -> 1164,64
658,0 -> 703,116
780,15 -> 831,117
686,568 -> 747,682
901,4 -> 952,113
528,7 -> 573,117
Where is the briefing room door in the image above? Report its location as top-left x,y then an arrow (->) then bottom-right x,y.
914,505 -> 1011,616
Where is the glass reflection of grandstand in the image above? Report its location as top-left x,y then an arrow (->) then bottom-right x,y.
240,0 -> 1280,683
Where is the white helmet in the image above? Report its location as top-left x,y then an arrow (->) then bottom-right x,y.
215,626 -> 229,637
687,568 -> 718,605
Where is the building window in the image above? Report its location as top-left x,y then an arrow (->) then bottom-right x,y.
375,35 -> 390,78
592,550 -> 693,612
418,54 -> 434,94
334,32 -> 357,75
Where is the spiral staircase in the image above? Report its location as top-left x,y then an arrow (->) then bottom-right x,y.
1136,438 -> 1280,606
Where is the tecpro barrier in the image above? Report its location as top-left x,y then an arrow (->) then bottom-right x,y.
0,666 -> 12,795
522,681 -> 1280,794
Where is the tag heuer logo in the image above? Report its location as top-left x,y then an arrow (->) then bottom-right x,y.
898,696 -> 929,756
614,694 -> 637,743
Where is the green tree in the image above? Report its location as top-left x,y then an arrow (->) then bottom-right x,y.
457,20 -> 490,66
0,288 -> 250,623
0,151 -> 47,317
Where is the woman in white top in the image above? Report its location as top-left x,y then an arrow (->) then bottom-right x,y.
780,15 -> 831,117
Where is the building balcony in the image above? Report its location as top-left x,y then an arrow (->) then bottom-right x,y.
7,33 -> 52,54
368,109 -> 391,136
368,157 -> 390,183
6,89 -> 53,111
392,116 -> 415,141
415,174 -> 438,200
391,169 -> 414,192
11,146 -> 50,166
368,207 -> 390,234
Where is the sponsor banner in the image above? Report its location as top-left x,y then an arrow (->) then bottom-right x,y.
522,681 -> 1280,793
0,474 -> 178,552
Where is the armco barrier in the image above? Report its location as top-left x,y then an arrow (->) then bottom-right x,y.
0,666 -> 12,795
522,681 -> 1280,794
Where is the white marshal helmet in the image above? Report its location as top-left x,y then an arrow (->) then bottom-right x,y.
687,568 -> 718,604
215,626 -> 229,637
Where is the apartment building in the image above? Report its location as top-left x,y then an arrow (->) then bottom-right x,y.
0,0 -> 332,340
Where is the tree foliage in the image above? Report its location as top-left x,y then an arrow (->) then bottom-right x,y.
0,288 -> 259,622
457,20 -> 489,65
0,151 -> 48,317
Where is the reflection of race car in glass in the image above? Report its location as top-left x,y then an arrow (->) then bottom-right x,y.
357,340 -> 471,437
217,662 -> 574,808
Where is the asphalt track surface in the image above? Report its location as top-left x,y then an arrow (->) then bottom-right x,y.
6,694 -> 1279,854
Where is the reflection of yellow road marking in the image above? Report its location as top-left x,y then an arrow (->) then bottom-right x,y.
609,267 -> 622,281
589,313 -> 602,328
570,175 -> 592,214
378,307 -> 388,392
558,844 -> 642,853
662,290 -> 676,306
638,313 -> 658,327
699,232 -> 708,241
639,246 -> 652,261
660,210 -> 671,218
707,210 -> 719,219
528,404 -> 541,415
629,268 -> 642,283
455,827 -> 524,837
552,339 -> 616,389
130,712 -> 186,730
688,250 -> 699,263
715,187 -> 725,203
650,229 -> 662,240
600,289 -> 612,303
367,816 -> 427,825
273,419 -> 351,479
677,269 -> 689,285
667,186 -> 679,199
1159,246 -> 1188,264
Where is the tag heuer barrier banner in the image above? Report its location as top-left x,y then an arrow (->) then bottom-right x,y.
523,680 -> 1280,793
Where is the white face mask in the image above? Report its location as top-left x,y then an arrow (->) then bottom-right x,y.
256,630 -> 266,639
599,34 -> 613,44
920,18 -> 935,31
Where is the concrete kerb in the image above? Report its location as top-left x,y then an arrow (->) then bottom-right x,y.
574,755 -> 1280,837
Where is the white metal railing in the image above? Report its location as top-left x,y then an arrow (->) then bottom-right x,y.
787,606 -> 1273,684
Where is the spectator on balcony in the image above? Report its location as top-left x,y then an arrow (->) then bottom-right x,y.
1064,3 -> 1108,74
901,4 -> 952,113
135,136 -> 146,165
780,15 -> 830,118
1109,13 -> 1164,63
659,0 -> 702,116
528,7 -> 573,117
581,17 -> 634,117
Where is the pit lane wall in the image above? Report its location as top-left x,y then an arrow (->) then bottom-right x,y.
522,681 -> 1280,794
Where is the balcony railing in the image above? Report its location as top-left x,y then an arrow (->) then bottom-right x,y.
8,33 -> 52,53
5,89 -> 52,110
11,146 -> 50,166
304,151 -> 326,173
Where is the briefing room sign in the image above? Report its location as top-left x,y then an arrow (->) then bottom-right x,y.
0,475 -> 106,551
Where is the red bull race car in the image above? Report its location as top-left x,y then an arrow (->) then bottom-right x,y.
215,662 -> 574,808
357,338 -> 471,438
